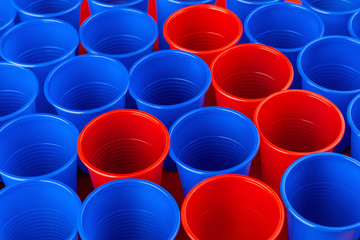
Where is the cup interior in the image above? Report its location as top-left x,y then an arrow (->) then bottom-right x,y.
303,0 -> 360,12
11,0 -> 81,14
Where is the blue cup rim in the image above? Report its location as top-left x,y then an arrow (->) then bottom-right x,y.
0,0 -> 17,32
78,178 -> 180,240
129,50 -> 211,110
245,2 -> 325,53
44,54 -> 130,115
88,0 -> 145,9
169,106 -> 260,175
302,0 -> 360,15
280,152 -> 360,232
0,179 -> 81,240
347,93 -> 360,136
79,8 -> 158,59
164,0 -> 214,6
297,35 -> 360,95
0,114 -> 79,182
0,63 -> 38,122
231,0 -> 280,5
349,11 -> 360,39
0,19 -> 79,68
10,0 -> 82,18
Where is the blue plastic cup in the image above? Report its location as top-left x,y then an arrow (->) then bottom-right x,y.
0,19 -> 79,113
0,180 -> 81,240
302,0 -> 360,36
78,178 -> 180,240
0,114 -> 79,191
347,93 -> 360,163
298,36 -> 360,153
349,11 -> 360,39
10,0 -> 82,30
80,8 -> 157,70
156,0 -> 215,50
169,107 -> 260,195
226,0 -> 281,43
245,2 -> 324,89
0,0 -> 16,37
281,152 -> 360,240
88,0 -> 148,15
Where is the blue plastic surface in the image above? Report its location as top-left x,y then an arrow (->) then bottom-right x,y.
88,0 -> 148,15
78,178 -> 180,240
0,114 -> 79,191
0,19 -> 79,113
298,36 -> 360,153
10,0 -> 82,30
169,107 -> 260,195
0,180 -> 81,240
156,0 -> 215,50
79,8 -> 158,70
349,11 -> 360,39
245,2 -> 324,89
347,93 -> 360,164
281,152 -> 360,240
302,0 -> 360,36
0,0 -> 16,37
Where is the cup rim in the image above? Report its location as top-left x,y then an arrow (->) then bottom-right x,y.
0,0 -> 17,32
253,89 -> 345,156
232,0 -> 280,5
302,0 -> 360,15
10,0 -> 82,18
347,93 -> 360,136
0,114 -> 79,181
298,35 -> 360,94
0,19 -> 79,68
0,179 -> 81,240
78,178 -> 180,240
88,0 -> 145,9
77,109 -> 170,178
44,54 -> 130,115
79,8 -> 158,59
280,152 -> 360,232
163,4 -> 243,56
348,11 -> 360,39
245,2 -> 325,53
182,174 -> 285,240
129,50 -> 211,109
0,63 -> 39,122
211,43 -> 294,103
169,107 -> 260,175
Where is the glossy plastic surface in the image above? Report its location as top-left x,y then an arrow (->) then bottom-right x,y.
253,90 -> 345,194
211,43 -> 293,119
170,107 -> 259,195
78,178 -> 180,240
77,109 -> 170,188
347,93 -> 360,163
281,152 -> 360,240
349,11 -> 360,39
0,0 -> 16,37
88,0 -> 148,15
245,2 -> 324,89
182,174 -> 284,240
298,36 -> 360,153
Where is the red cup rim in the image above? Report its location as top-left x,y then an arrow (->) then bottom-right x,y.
181,174 -> 285,240
163,4 -> 243,56
211,44 -> 294,103
253,89 -> 345,156
77,109 -> 170,179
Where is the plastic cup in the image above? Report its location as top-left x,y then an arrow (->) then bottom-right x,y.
77,109 -> 170,188
156,0 -> 215,50
253,90 -> 345,194
349,11 -> 360,39
169,107 -> 259,195
0,180 -> 81,240
226,0 -> 281,43
0,19 -> 79,113
245,2 -> 324,89
10,0 -> 82,30
302,0 -> 360,36
164,4 -> 242,65
79,8 -> 157,70
211,44 -> 293,119
298,36 -> 360,153
281,152 -> 360,240
182,174 -> 284,240
0,114 -> 79,191
0,0 -> 16,37
347,93 -> 360,163
88,0 -> 148,15
78,178 -> 180,240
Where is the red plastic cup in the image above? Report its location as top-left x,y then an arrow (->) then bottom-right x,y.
182,174 -> 285,240
77,109 -> 170,188
211,43 -> 293,119
253,90 -> 345,194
